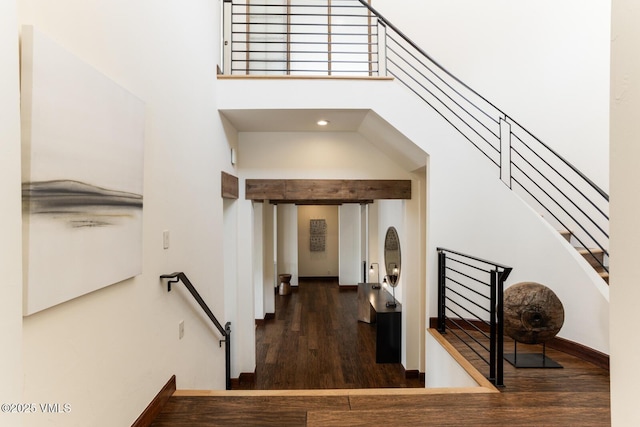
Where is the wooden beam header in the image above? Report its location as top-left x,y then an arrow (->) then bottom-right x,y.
246,179 -> 411,203
221,172 -> 239,199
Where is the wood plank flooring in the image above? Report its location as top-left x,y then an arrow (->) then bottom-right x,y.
151,278 -> 611,426
242,278 -> 422,389
446,330 -> 610,394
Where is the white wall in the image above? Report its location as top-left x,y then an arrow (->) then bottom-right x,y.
218,76 -> 610,356
0,2 -> 23,425
263,203 -> 275,314
277,204 -> 299,286
407,169 -> 427,372
14,1 -> 235,425
376,200 -> 405,304
223,198 -> 239,380
237,198 -> 256,377
425,332 -> 481,389
339,204 -> 362,286
372,0 -> 611,192
298,205 -> 339,277
253,202 -> 265,319
610,0 -> 640,424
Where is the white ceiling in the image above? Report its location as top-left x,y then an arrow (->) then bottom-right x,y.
219,109 -> 371,132
219,108 -> 428,172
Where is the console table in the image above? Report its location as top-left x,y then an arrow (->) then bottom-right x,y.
357,282 -> 401,363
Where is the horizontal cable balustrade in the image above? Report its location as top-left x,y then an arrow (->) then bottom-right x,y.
221,0 -> 609,274
384,34 -> 503,168
224,0 -> 378,76
437,248 -> 512,386
506,117 -> 609,272
368,1 -> 610,270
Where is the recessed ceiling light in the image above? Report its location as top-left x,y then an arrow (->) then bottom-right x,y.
317,119 -> 329,126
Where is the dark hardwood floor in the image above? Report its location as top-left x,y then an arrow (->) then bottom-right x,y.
240,278 -> 422,389
151,278 -> 611,426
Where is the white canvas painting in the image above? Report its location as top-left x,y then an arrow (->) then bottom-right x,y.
21,26 -> 145,315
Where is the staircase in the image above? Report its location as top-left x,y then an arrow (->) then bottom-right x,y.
223,0 -> 610,285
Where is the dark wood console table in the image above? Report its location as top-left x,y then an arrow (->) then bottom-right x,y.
357,282 -> 401,363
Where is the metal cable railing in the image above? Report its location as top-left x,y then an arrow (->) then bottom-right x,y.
224,0 -> 379,76
437,248 -> 513,387
222,0 -> 609,274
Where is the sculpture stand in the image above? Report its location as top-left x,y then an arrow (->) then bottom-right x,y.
504,341 -> 563,369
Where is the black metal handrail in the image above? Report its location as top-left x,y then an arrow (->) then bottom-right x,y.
355,0 -> 610,272
160,272 -> 232,390
437,247 -> 512,387
222,0 -> 610,275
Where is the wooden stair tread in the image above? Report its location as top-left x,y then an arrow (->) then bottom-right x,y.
556,230 -> 609,284
307,405 -> 609,426
577,248 -> 604,256
576,247 -> 608,274
152,391 -> 610,426
559,230 -> 572,242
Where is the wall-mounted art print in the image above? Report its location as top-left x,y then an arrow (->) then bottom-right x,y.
310,219 -> 326,252
21,26 -> 145,315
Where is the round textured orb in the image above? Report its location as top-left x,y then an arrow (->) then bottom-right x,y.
503,282 -> 564,344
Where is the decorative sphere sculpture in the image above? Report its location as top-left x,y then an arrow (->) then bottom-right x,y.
503,282 -> 564,344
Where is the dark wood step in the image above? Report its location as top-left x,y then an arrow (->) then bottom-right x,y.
151,390 -> 610,426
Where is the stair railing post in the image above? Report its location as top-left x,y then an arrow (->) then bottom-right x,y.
499,117 -> 512,188
437,250 -> 446,333
496,269 -> 508,387
377,19 -> 387,77
489,269 -> 498,385
223,0 -> 232,75
225,321 -> 231,390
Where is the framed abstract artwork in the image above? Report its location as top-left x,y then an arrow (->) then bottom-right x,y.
309,219 -> 326,252
21,26 -> 145,315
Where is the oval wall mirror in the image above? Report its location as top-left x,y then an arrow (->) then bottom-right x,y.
384,226 -> 401,287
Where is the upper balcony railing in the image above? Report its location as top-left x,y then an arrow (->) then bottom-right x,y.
221,0 -> 609,274
223,0 -> 379,76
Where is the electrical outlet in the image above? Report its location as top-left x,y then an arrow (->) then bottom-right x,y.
163,230 -> 170,249
179,320 -> 184,339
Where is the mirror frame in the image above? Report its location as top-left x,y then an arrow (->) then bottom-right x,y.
384,226 -> 401,287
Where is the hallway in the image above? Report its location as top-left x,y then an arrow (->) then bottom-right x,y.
240,278 -> 422,389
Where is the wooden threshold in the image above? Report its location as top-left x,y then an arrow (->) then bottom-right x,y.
173,386 -> 494,398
